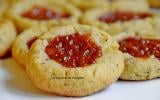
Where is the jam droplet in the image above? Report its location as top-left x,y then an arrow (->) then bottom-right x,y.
45,33 -> 102,68
27,37 -> 37,49
119,37 -> 160,59
22,7 -> 70,20
99,11 -> 152,23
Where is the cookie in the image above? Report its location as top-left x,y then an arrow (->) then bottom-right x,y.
26,25 -> 124,96
148,0 -> 160,8
111,0 -> 150,13
12,25 -> 48,67
0,19 -> 17,57
116,32 -> 160,80
68,0 -> 110,11
152,16 -> 160,33
6,0 -> 21,5
81,8 -> 160,36
6,0 -> 81,32
0,0 -> 8,17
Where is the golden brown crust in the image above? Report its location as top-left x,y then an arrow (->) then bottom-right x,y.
26,25 -> 124,96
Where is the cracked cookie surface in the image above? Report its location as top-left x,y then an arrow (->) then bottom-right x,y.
26,25 -> 124,96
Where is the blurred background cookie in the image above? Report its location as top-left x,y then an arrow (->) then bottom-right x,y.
0,0 -> 8,17
111,0 -> 150,13
68,0 -> 110,11
0,19 -> 17,58
81,8 -> 158,36
6,0 -> 81,32
148,0 -> 160,8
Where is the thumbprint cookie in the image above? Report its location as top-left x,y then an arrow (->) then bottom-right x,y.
26,25 -> 124,96
81,8 -> 160,36
68,0 -> 110,11
6,0 -> 81,32
117,32 -> 160,80
12,25 -> 48,67
0,19 -> 17,57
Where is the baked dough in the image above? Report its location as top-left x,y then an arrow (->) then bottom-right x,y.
81,8 -> 160,36
120,56 -> 160,80
116,32 -> 160,80
148,0 -> 160,8
12,25 -> 48,67
0,19 -> 17,57
6,0 -> 81,32
26,25 -> 124,96
0,0 -> 8,17
68,0 -> 110,11
6,0 -> 20,5
111,0 -> 150,13
6,0 -> 67,5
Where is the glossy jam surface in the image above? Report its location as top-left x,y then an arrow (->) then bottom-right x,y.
99,12 -> 152,23
22,7 -> 70,20
45,33 -> 102,67
119,37 -> 160,59
27,37 -> 37,49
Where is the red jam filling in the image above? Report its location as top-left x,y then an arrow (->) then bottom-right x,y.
99,11 -> 152,23
22,7 -> 70,20
27,37 -> 37,49
45,33 -> 102,68
119,37 -> 160,59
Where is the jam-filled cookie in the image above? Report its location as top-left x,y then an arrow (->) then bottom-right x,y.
0,19 -> 17,57
81,8 -> 160,36
12,25 -> 48,67
68,0 -> 110,11
117,33 -> 160,80
26,25 -> 124,96
111,0 -> 150,13
6,0 -> 81,32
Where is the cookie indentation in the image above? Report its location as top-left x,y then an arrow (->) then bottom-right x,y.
22,7 -> 70,20
45,33 -> 102,67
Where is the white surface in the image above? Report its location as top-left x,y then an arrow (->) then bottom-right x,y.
0,58 -> 160,100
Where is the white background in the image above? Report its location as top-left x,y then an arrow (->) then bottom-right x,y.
0,58 -> 160,100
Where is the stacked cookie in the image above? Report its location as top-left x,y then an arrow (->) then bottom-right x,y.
0,0 -> 160,97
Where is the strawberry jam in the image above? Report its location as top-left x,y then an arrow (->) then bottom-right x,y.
22,7 -> 70,20
99,12 -> 152,23
45,33 -> 102,67
119,37 -> 160,59
27,37 -> 37,49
